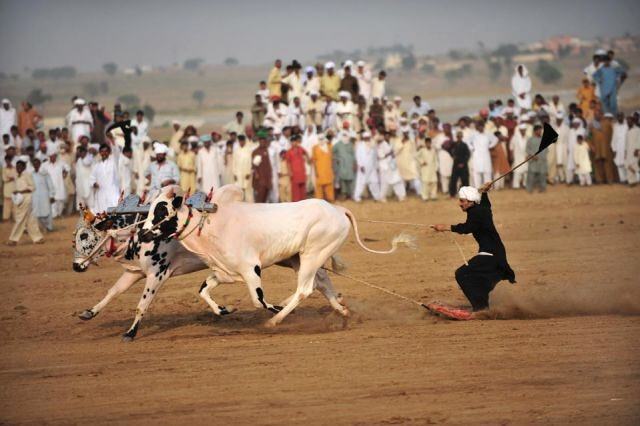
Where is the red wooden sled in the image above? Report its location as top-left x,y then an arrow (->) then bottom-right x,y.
422,302 -> 473,320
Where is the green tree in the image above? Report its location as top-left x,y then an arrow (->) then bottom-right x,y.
486,60 -> 502,81
103,62 -> 118,76
224,57 -> 239,66
83,82 -> 100,98
117,94 -> 141,108
26,88 -> 52,106
535,60 -> 563,84
401,53 -> 416,71
421,63 -> 435,75
192,90 -> 205,107
183,58 -> 204,71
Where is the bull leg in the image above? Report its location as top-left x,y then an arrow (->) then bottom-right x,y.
314,268 -> 350,317
122,274 -> 168,342
79,270 -> 144,320
265,259 -> 317,327
242,265 -> 282,314
198,274 -> 233,316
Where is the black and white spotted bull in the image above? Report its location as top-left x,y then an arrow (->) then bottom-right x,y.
139,185 -> 415,328
72,186 -> 361,341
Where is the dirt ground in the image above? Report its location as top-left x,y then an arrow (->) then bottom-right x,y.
0,184 -> 639,425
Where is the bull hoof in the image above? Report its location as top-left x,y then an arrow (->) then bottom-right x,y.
79,309 -> 95,320
219,306 -> 235,316
121,335 -> 135,343
264,318 -> 278,328
268,305 -> 283,314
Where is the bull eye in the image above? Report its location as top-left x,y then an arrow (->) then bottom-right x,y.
80,233 -> 89,240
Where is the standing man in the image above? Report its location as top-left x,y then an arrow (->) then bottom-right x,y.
332,132 -> 357,200
525,125 -> 547,193
593,55 -> 623,115
68,99 -> 94,144
169,121 -> 184,154
224,111 -> 246,138
611,112 -> 628,182
42,149 -> 69,218
267,59 -> 282,100
320,62 -> 341,102
510,124 -> 529,189
196,134 -> 223,193
431,184 -> 515,313
285,134 -> 308,202
469,122 -> 498,187
590,112 -> 616,184
511,64 -> 532,110
311,134 -> 335,202
89,143 -> 120,213
377,132 -> 406,202
146,144 -> 179,190
232,134 -> 255,202
354,131 -> 380,202
417,137 -> 438,201
625,115 -> 640,186
251,131 -> 272,203
7,158 -> 44,245
89,102 -> 110,145
449,131 -> 470,197
176,140 -> 196,193
17,102 -> 42,137
31,158 -> 55,232
0,99 -> 17,139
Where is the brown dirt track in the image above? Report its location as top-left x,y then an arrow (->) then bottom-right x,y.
1,185 -> 639,425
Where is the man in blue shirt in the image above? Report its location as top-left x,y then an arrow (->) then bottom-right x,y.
593,56 -> 623,115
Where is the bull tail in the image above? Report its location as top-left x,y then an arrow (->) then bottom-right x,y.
343,209 -> 417,254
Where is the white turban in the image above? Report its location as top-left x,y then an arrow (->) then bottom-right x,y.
458,186 -> 481,203
356,60 -> 366,67
344,59 -> 354,69
595,48 -> 607,56
1,98 -> 9,104
187,135 -> 199,143
74,98 -> 86,106
362,131 -> 371,138
518,123 -> 528,130
555,111 -> 565,119
308,89 -> 319,97
324,61 -> 335,69
305,66 -> 315,74
338,90 -> 350,99
154,143 -> 169,155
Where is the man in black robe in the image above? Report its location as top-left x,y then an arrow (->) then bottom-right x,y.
432,184 -> 515,312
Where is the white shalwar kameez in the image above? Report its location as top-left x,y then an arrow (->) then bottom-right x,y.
196,146 -> 223,192
89,152 -> 120,214
612,122 -> 629,182
511,65 -> 532,110
469,131 -> 498,187
75,154 -> 94,209
376,140 -> 405,201
354,139 -> 380,201
42,160 -> 69,217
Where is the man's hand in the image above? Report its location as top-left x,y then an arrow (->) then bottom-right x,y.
479,182 -> 492,193
430,224 -> 449,232
93,183 -> 99,189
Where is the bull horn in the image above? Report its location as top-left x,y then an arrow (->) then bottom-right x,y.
83,208 -> 96,224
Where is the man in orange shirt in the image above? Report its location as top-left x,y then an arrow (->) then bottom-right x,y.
17,102 -> 42,137
311,134 -> 334,202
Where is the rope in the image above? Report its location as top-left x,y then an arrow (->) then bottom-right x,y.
322,267 -> 425,308
361,219 -> 468,265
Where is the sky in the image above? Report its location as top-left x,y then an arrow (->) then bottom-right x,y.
0,0 -> 638,73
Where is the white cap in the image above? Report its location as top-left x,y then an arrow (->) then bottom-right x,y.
338,90 -> 350,99
1,98 -> 9,104
74,98 -> 86,106
400,125 -> 411,134
172,120 -> 180,126
595,48 -> 607,56
356,60 -> 366,67
458,186 -> 481,203
305,66 -> 315,74
362,131 -> 371,138
325,61 -> 335,69
309,90 -> 319,97
344,60 -> 354,68
555,111 -> 564,119
571,118 -> 582,125
394,96 -> 402,101
603,112 -> 614,118
154,143 -> 169,155
518,123 -> 528,129
187,135 -> 199,143
17,155 -> 30,163
89,143 -> 100,151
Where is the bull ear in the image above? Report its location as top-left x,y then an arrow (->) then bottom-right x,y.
83,208 -> 96,224
166,187 -> 175,199
172,196 -> 183,210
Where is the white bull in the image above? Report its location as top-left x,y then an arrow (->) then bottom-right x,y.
73,186 -> 362,341
140,185 -> 413,328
